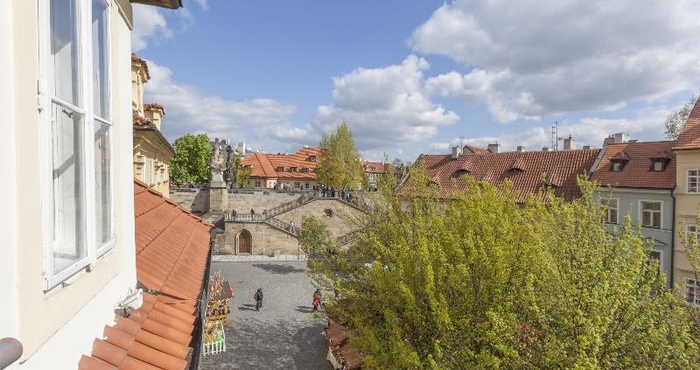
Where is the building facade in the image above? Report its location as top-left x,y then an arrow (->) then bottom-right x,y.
590,141 -> 676,287
132,55 -> 175,197
242,146 -> 322,190
0,1 -> 181,368
673,99 -> 700,302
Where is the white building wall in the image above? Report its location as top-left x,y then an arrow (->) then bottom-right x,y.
0,0 -> 19,341
7,2 -> 138,368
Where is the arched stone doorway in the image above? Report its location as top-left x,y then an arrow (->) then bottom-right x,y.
237,229 -> 252,254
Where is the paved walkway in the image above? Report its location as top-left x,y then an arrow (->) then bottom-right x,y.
200,261 -> 332,370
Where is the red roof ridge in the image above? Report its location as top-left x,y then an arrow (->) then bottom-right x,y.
674,98 -> 700,150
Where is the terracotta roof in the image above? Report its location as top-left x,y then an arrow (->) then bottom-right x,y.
325,321 -> 363,370
144,103 -> 166,115
674,98 -> 700,150
131,53 -> 151,80
463,145 -> 490,154
361,161 -> 385,174
242,147 -> 322,181
133,112 -> 152,127
590,141 -> 676,190
406,149 -> 600,201
79,181 -> 213,370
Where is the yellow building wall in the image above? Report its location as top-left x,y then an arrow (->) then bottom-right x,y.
674,149 -> 700,285
134,135 -> 173,197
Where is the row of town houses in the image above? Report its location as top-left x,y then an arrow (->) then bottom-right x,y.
237,102 -> 700,298
404,113 -> 700,295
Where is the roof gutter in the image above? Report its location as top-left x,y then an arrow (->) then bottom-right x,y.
670,185 -> 676,286
130,0 -> 183,9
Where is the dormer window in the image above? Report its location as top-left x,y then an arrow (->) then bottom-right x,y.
291,167 -> 298,173
453,169 -> 470,178
610,152 -> 630,172
309,156 -> 317,162
276,166 -> 285,172
649,151 -> 671,172
652,160 -> 664,172
302,168 -> 310,173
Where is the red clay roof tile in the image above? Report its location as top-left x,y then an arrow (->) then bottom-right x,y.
406,149 -> 600,201
242,147 -> 322,181
675,98 -> 700,150
79,181 -> 212,370
78,355 -> 118,370
131,53 -> 150,80
590,141 -> 675,189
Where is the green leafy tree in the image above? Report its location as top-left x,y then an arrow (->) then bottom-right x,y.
298,216 -> 335,257
169,133 -> 211,185
316,122 -> 363,189
230,152 -> 252,188
309,171 -> 700,369
665,96 -> 696,139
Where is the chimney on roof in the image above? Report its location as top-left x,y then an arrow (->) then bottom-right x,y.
487,143 -> 501,153
604,132 -> 629,146
144,104 -> 165,131
563,135 -> 576,150
582,145 -> 592,150
516,145 -> 524,152
451,146 -> 462,159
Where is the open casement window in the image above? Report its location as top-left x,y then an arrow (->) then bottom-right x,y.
40,0 -> 114,290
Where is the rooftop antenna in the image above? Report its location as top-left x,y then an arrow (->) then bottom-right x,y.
551,121 -> 559,151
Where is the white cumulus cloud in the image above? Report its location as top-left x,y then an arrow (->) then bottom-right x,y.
312,55 -> 460,153
131,4 -> 171,52
411,0 -> 700,123
143,60 -> 304,150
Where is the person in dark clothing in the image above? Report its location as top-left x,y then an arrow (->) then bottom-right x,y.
254,288 -> 263,311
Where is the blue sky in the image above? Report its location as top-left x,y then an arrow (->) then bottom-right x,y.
133,0 -> 700,162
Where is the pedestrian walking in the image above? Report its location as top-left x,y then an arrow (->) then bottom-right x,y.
312,289 -> 321,311
289,221 -> 296,234
254,288 -> 263,311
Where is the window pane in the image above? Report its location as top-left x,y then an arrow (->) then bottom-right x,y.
51,0 -> 81,106
52,102 -> 86,273
95,120 -> 112,245
642,202 -> 661,211
92,0 -> 110,119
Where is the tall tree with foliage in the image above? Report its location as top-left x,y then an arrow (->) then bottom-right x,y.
308,170 -> 700,369
169,133 -> 211,185
229,152 -> 251,188
316,122 -> 363,189
665,96 -> 697,139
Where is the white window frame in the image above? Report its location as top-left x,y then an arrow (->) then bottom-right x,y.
38,0 -> 115,291
689,169 -> 700,193
603,198 -> 618,224
686,279 -> 700,305
639,200 -> 662,229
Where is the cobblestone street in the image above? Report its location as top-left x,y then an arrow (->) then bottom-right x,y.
201,260 -> 333,370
